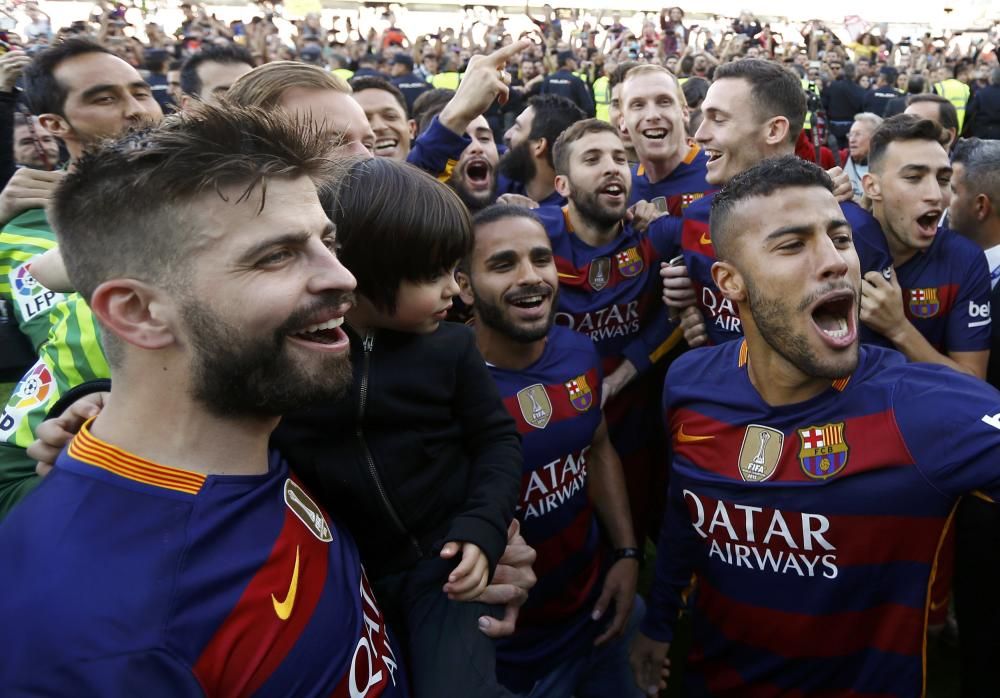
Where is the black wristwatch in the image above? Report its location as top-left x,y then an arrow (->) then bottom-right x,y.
613,547 -> 643,563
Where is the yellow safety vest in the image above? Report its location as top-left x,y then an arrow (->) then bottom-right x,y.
934,78 -> 970,132
431,71 -> 461,90
332,68 -> 354,82
593,75 -> 611,123
801,78 -> 820,130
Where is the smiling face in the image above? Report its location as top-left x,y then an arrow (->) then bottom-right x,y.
864,138 -> 952,260
352,87 -> 413,160
460,214 -> 558,342
697,77 -> 775,185
715,185 -> 861,381
557,130 -> 631,227
13,121 -> 60,169
180,176 -> 356,417
620,70 -> 688,167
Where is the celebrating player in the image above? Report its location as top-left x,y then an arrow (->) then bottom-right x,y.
631,155 -> 1000,697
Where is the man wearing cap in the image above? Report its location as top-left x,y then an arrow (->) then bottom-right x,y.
390,53 -> 432,113
541,50 -> 594,118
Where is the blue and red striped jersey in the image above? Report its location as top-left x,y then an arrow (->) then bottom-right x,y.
878,227 -> 990,353
535,205 -> 684,376
643,339 -> 1000,697
682,196 -> 894,346
628,144 -> 712,215
0,421 -> 407,698
490,326 -> 606,678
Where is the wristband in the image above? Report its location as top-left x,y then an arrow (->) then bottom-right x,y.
614,547 -> 643,563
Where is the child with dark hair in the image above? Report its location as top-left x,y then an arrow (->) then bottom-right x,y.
272,157 -> 522,698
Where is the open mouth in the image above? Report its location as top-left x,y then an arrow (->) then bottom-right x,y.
465,159 -> 492,189
705,148 -> 723,163
374,137 -> 398,156
642,127 -> 668,140
509,293 -> 546,309
289,315 -> 348,347
810,292 -> 856,348
915,210 -> 941,238
599,180 -> 626,198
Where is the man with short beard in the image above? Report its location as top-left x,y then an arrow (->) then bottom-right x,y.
0,104 -> 407,696
499,94 -> 584,206
535,119 -> 684,546
631,155 -> 1000,698
458,204 -> 643,697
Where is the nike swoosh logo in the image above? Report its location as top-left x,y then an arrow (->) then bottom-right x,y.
272,545 -> 300,621
677,425 -> 714,443
699,233 -> 712,245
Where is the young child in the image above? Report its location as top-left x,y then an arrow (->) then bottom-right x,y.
272,157 -> 523,698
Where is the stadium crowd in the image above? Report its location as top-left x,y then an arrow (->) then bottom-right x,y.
0,1 -> 998,696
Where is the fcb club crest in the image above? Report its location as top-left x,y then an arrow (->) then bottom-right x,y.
588,257 -> 611,291
737,425 -> 784,482
797,423 -> 849,479
908,287 -> 940,318
517,384 -> 552,430
680,192 -> 704,210
616,247 -> 644,278
565,375 -> 594,412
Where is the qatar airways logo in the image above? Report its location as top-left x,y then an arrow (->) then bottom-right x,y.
555,301 -> 640,342
683,490 -> 839,579
519,447 -> 590,519
700,287 -> 742,334
339,573 -> 399,698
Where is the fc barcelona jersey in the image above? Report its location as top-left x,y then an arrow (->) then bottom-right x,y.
628,144 -> 712,215
643,340 -> 1000,697
874,227 -> 990,353
0,421 -> 408,698
681,196 -> 893,346
534,205 -> 683,376
490,326 -> 605,680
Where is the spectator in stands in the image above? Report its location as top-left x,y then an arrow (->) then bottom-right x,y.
178,43 -> 254,108
541,50 -> 594,118
963,66 -> 1000,140
844,112 -> 882,201
905,93 -> 959,151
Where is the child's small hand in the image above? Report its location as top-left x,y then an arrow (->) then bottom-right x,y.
441,541 -> 489,601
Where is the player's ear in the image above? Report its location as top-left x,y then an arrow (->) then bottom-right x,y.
764,115 -> 790,146
862,172 -> 882,202
408,119 -> 417,140
712,260 -> 746,303
554,174 -> 571,198
89,279 -> 179,351
456,268 -> 474,306
531,137 -> 547,159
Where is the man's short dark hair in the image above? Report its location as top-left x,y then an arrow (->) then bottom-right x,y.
23,38 -> 114,116
953,138 -> 1000,213
710,155 -> 833,261
179,44 -> 255,98
868,114 -> 945,172
879,66 -> 899,86
463,204 -> 545,272
412,88 -> 455,134
524,94 -> 585,166
906,93 -> 959,133
552,118 -> 621,176
325,158 -> 470,313
52,103 -> 338,349
906,75 -> 925,95
712,59 -> 806,144
349,75 -> 409,116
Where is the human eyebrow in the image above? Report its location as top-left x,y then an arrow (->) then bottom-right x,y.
237,230 -> 314,265
485,250 -> 518,266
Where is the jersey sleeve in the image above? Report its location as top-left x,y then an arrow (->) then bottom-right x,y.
47,650 -> 203,697
621,303 -> 682,375
645,215 -> 683,261
944,244 -> 991,352
406,116 -> 471,181
892,365 -> 1000,501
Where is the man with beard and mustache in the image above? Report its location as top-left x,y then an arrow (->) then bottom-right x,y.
406,40 -> 532,211
535,118 -> 684,547
458,204 -> 644,697
631,155 -> 1000,698
0,38 -> 163,516
0,105 -> 410,696
498,94 -> 584,207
